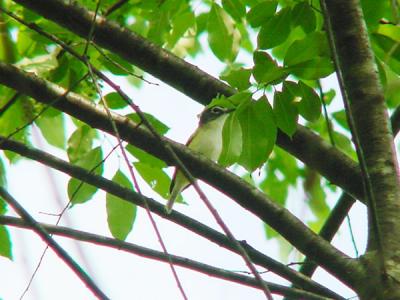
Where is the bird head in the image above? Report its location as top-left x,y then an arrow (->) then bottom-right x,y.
198,106 -> 235,126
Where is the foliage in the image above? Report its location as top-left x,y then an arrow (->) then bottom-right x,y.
0,0 -> 399,298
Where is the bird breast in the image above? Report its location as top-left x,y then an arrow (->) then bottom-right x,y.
188,114 -> 229,161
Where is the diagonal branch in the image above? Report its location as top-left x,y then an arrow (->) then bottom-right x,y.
0,135 -> 345,299
321,0 -> 400,281
11,0 -> 365,201
0,215 -> 336,300
0,62 -> 367,289
0,187 -> 109,299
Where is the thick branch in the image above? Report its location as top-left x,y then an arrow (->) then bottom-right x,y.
0,216 -> 337,300
0,62 -> 366,288
0,135 -> 346,299
322,0 -> 400,296
323,0 -> 400,258
11,0 -> 365,201
0,187 -> 109,299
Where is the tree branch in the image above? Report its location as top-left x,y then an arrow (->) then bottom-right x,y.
0,61 -> 366,288
0,187 -> 109,299
321,0 -> 400,296
0,135 -> 346,299
0,215 -> 340,300
11,0 -> 365,201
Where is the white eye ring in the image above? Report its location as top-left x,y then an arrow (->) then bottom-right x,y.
211,106 -> 224,114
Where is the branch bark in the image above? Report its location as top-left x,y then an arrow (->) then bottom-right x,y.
321,0 -> 400,297
10,0 -> 365,201
0,134 -> 349,298
0,215 -> 337,300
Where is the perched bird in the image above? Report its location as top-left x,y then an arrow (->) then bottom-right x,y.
166,105 -> 235,213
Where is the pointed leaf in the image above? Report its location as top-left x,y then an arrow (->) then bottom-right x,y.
127,113 -> 169,135
288,57 -> 334,80
126,145 -> 167,168
222,0 -> 246,22
207,3 -> 240,61
67,125 -> 97,164
297,81 -> 321,122
291,1 -> 316,33
273,90 -> 298,137
67,147 -> 103,204
220,67 -> 252,91
107,170 -> 136,240
0,226 -> 12,259
237,97 -> 277,171
104,92 -> 128,109
284,31 -> 330,66
219,112 -> 242,166
134,162 -> 170,198
35,108 -> 66,149
253,51 -> 288,85
246,0 -> 278,28
258,7 -> 291,49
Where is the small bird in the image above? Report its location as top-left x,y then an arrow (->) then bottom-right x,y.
166,105 -> 235,213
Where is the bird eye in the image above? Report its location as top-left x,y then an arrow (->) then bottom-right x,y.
211,106 -> 224,114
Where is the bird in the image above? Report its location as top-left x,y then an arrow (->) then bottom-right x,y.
166,105 -> 235,213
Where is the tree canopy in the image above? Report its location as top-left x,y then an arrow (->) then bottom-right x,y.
0,0 -> 400,299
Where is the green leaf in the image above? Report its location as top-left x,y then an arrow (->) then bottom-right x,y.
297,81 -> 321,122
15,50 -> 59,75
332,110 -> 349,130
258,7 -> 291,49
291,1 -> 316,33
246,0 -> 278,28
134,162 -> 170,198
95,52 -> 134,76
237,96 -> 277,171
284,31 -> 330,66
0,158 -> 7,188
260,171 -> 288,205
0,226 -> 12,259
253,51 -> 288,85
104,92 -> 127,109
220,67 -> 252,91
382,64 -> 400,107
168,10 -> 196,48
67,147 -> 103,204
222,0 -> 246,22
360,0 -> 390,31
371,33 -> 400,75
0,95 -> 30,163
288,57 -> 334,80
273,89 -> 298,137
106,170 -> 136,240
207,3 -> 240,62
126,113 -> 169,135
303,168 -> 329,220
67,125 -> 97,164
126,144 -> 167,168
219,112 -> 242,166
147,11 -> 170,46
35,108 -> 66,149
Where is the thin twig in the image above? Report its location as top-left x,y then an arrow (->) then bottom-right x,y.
1,8 -> 272,297
0,187 -> 109,299
0,215 -> 333,300
91,42 -> 158,85
82,0 -> 101,56
87,63 -> 188,299
0,92 -> 19,117
104,0 -> 129,16
0,136 -> 346,299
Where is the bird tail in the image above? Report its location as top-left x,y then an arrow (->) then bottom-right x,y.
165,188 -> 180,214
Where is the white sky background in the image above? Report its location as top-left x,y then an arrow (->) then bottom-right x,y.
0,36 -> 370,300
